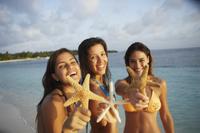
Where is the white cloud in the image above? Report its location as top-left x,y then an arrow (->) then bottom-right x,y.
0,0 -> 200,53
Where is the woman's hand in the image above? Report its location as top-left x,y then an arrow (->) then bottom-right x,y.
127,88 -> 149,110
97,102 -> 117,126
63,107 -> 91,132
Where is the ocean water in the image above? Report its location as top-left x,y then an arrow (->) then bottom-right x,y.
0,47 -> 200,133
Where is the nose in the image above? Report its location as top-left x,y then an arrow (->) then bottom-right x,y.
135,61 -> 141,68
66,64 -> 73,70
97,56 -> 103,64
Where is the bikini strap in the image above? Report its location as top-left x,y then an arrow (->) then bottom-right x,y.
91,78 -> 110,97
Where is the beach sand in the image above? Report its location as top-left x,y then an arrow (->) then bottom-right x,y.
0,57 -> 49,63
0,95 -> 35,133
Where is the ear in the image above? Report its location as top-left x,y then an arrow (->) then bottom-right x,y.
51,73 -> 59,81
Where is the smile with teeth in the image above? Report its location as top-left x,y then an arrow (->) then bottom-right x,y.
97,65 -> 105,70
135,69 -> 143,75
136,69 -> 142,72
98,65 -> 104,68
68,71 -> 77,77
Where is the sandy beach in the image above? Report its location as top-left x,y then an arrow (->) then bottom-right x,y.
0,57 -> 49,63
0,95 -> 35,133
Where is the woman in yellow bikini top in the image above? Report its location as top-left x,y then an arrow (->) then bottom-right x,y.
123,67 -> 161,113
115,42 -> 174,133
123,76 -> 161,113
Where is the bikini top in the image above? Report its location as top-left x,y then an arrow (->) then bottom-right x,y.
91,78 -> 110,97
123,90 -> 161,113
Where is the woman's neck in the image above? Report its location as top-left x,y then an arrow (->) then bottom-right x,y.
92,75 -> 103,83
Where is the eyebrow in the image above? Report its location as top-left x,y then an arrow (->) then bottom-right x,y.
56,57 -> 76,65
129,57 -> 145,60
89,51 -> 105,56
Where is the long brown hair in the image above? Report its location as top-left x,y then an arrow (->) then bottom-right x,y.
78,37 -> 111,89
36,48 -> 78,131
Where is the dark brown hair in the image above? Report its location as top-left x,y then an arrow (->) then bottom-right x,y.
78,37 -> 111,89
36,48 -> 78,131
124,42 -> 153,75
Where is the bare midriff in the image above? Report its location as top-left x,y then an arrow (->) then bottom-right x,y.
124,111 -> 161,133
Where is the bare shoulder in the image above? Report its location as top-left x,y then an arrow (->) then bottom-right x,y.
150,76 -> 167,86
51,89 -> 65,103
38,89 -> 67,132
41,89 -> 65,111
149,76 -> 167,95
149,76 -> 161,83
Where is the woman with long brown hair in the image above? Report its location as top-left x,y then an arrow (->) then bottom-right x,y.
36,48 -> 91,133
115,42 -> 174,133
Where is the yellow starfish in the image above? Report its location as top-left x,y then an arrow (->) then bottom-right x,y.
126,65 -> 160,95
63,74 -> 109,109
97,82 -> 128,123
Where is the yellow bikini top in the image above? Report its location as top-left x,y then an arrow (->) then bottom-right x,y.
123,90 -> 161,113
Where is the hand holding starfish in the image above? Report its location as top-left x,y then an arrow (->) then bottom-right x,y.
96,82 -> 128,123
64,74 -> 109,109
126,65 -> 160,96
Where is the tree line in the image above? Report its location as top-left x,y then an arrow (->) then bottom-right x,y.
0,50 -> 117,61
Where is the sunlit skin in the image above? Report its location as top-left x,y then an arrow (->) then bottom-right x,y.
88,44 -> 108,77
37,52 -> 91,133
53,52 -> 81,84
115,50 -> 174,133
128,51 -> 149,77
87,44 -> 118,133
52,52 -> 82,97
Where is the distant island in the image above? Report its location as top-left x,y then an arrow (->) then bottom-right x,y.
0,50 -> 118,61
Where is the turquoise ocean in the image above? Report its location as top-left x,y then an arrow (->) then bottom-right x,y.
0,47 -> 200,133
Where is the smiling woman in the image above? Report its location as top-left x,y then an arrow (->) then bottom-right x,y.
78,37 -> 118,133
36,48 -> 91,133
115,42 -> 175,133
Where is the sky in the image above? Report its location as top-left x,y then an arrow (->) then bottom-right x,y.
0,0 -> 200,53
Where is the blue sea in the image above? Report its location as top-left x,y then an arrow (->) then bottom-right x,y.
0,47 -> 200,133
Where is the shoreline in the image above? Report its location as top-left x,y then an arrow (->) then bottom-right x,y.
0,95 -> 35,133
0,57 -> 49,63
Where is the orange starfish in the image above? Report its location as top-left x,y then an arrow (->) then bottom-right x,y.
64,74 -> 109,109
126,65 -> 160,95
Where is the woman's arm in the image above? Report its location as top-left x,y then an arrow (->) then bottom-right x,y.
40,95 -> 67,133
89,82 -> 117,130
41,95 -> 91,133
115,80 -> 130,98
159,80 -> 175,133
115,80 -> 149,109
89,82 -> 112,124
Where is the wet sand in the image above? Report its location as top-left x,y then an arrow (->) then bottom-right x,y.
0,95 -> 35,133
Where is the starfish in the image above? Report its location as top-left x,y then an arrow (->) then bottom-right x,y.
96,82 -> 128,123
63,74 -> 109,109
126,65 -> 160,95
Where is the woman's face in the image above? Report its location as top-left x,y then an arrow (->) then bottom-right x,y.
87,44 -> 108,76
52,52 -> 81,84
128,50 -> 149,76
